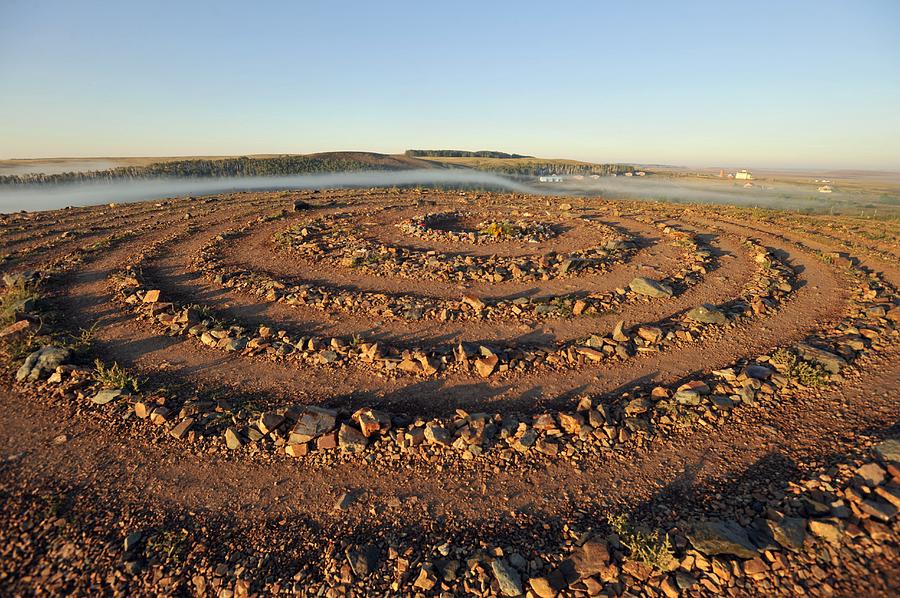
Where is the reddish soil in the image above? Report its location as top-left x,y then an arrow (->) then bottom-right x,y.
0,190 -> 897,596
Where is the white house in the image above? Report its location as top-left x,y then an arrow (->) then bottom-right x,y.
818,185 -> 833,193
735,170 -> 753,180
539,175 -> 563,183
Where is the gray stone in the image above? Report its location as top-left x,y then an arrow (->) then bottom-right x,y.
338,424 -> 368,453
795,342 -> 846,373
224,337 -> 247,352
224,427 -> 244,450
874,437 -> 900,464
687,520 -> 758,559
123,531 -> 142,553
629,277 -> 673,298
491,559 -> 524,596
345,545 -> 379,577
425,423 -> 453,446
686,304 -> 727,324
91,388 -> 124,405
16,346 -> 70,382
290,407 -> 337,442
744,364 -> 773,380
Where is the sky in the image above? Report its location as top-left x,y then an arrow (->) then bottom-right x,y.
1,0 -> 898,169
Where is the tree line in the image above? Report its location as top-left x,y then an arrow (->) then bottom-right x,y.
405,150 -> 533,159
0,156 -> 400,186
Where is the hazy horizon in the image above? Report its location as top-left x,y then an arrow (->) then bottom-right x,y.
1,1 -> 899,170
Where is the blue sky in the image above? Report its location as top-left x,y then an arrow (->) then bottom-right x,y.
1,0 -> 898,169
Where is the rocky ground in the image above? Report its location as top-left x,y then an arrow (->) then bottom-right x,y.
0,189 -> 897,596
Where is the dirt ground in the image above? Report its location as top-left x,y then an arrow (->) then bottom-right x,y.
0,189 -> 897,596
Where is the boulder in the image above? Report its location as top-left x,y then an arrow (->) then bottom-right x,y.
629,277 -> 673,298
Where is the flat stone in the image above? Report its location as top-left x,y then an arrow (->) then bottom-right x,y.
143,289 -> 161,303
345,545 -> 379,577
612,320 -> 629,342
569,537 -> 611,579
352,408 -> 391,437
475,355 -> 499,378
224,427 -> 244,450
687,520 -> 758,559
859,499 -> 897,522
491,559 -> 523,596
338,424 -> 368,452
290,407 -> 337,442
169,417 -> 194,440
795,342 -> 846,373
629,277 -> 673,298
855,462 -> 886,486
767,517 -> 807,551
462,294 -> 486,311
808,519 -> 842,544
425,423 -> 453,446
91,388 -> 124,405
686,304 -> 727,324
874,437 -> 900,464
224,337 -> 247,352
258,412 -> 284,435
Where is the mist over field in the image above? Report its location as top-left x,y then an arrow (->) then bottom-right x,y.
0,169 -> 538,213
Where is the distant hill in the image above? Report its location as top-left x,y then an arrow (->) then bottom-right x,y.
0,150 -> 632,185
0,152 -> 448,186
417,155 -> 634,177
405,150 -> 532,159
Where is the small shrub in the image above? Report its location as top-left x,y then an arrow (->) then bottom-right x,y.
65,323 -> 98,353
93,359 -> 140,392
607,513 -> 675,570
146,528 -> 190,564
772,348 -> 829,387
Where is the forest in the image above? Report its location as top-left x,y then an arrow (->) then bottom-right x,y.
0,155 -> 402,186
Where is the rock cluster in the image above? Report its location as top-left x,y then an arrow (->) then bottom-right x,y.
398,210 -> 557,244
274,211 -> 636,283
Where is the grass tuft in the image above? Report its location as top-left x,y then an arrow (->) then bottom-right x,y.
93,359 -> 140,392
607,513 -> 676,570
772,348 -> 830,387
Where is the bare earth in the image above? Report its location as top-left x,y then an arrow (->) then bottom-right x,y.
0,189 -> 897,596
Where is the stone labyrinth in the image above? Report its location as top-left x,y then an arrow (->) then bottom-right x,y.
1,189 -> 899,595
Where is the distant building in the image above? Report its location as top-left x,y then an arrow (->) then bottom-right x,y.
539,175 -> 563,183
624,172 -> 633,177
743,182 -> 754,188
635,171 -> 646,176
818,185 -> 833,193
735,170 -> 753,180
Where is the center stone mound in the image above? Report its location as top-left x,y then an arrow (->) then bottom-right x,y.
399,210 -> 557,244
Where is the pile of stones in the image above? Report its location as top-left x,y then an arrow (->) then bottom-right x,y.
397,211 -> 557,244
274,211 -> 636,283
